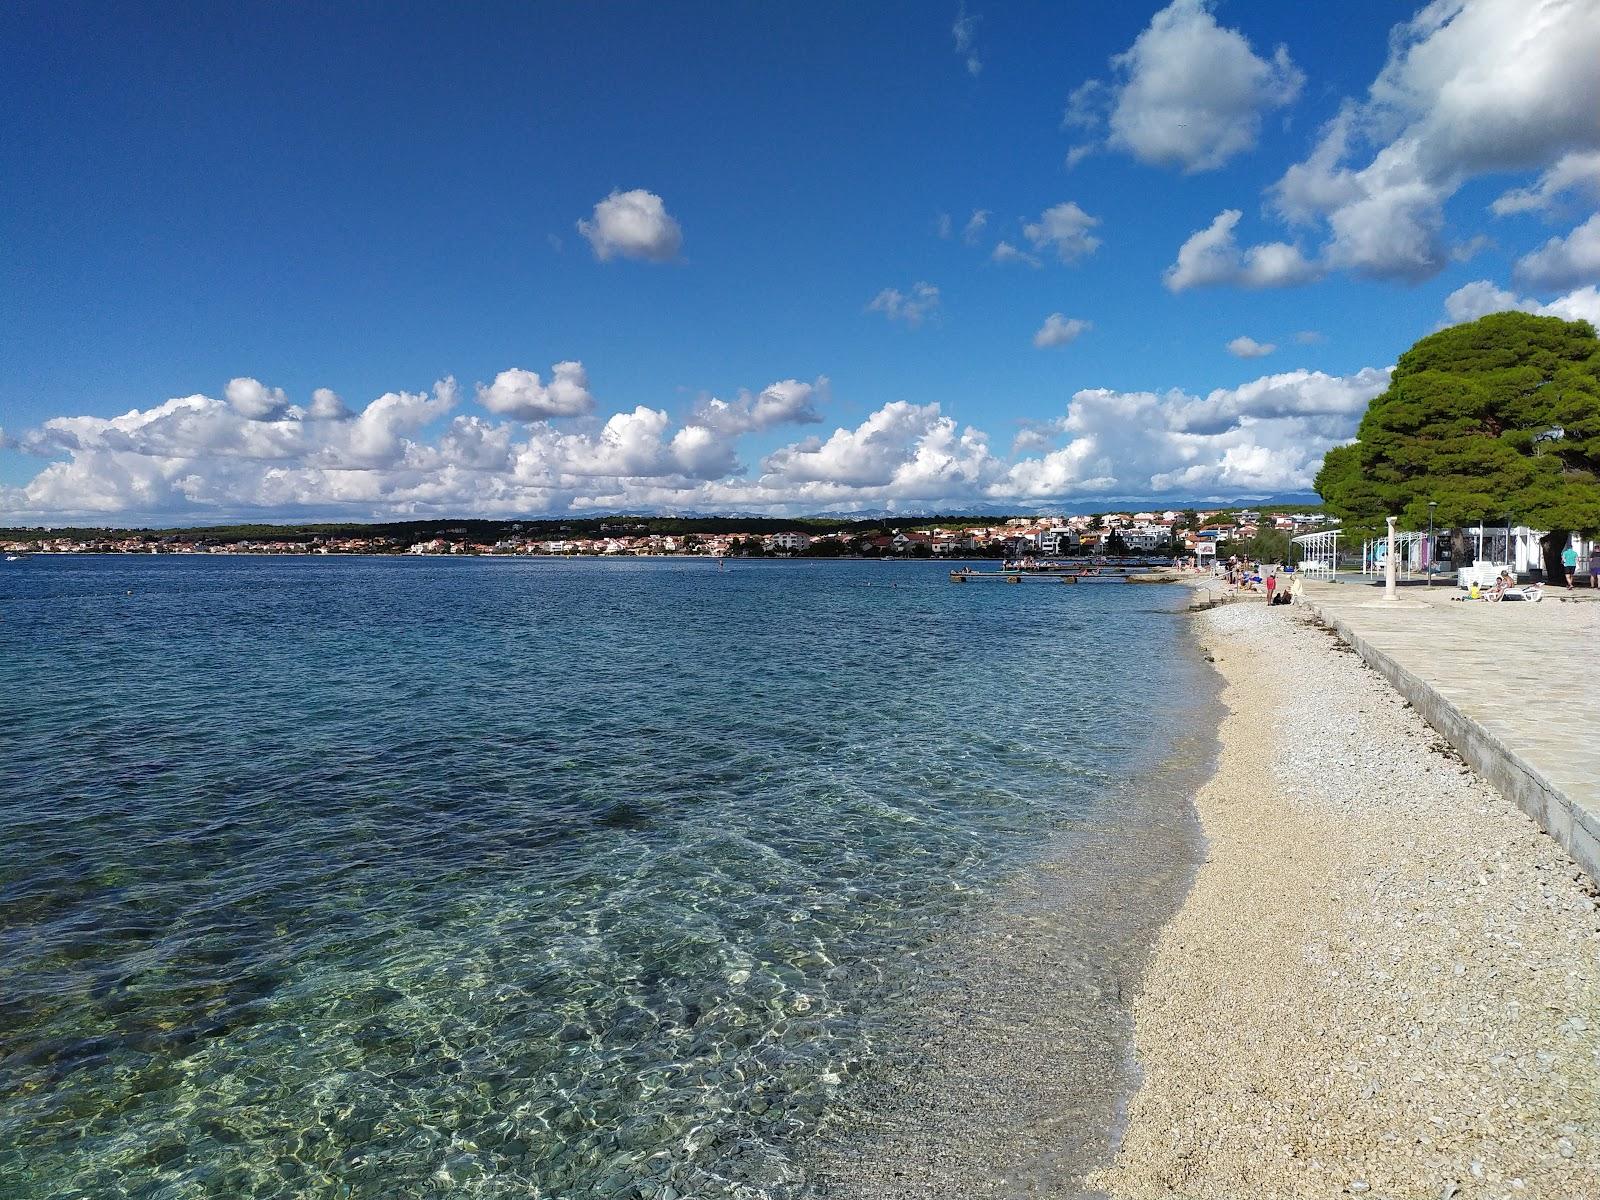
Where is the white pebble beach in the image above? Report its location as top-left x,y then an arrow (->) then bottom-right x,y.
1091,599 -> 1600,1200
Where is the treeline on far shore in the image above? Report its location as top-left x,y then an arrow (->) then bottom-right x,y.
2,516 -> 914,546
0,503 -> 1326,547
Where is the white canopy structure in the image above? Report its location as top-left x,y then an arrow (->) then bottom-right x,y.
1291,529 -> 1340,579
1361,530 -> 1432,579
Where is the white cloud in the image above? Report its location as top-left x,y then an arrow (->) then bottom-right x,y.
1163,209 -> 1321,291
1068,0 -> 1303,174
1512,213 -> 1600,291
1294,330 -> 1327,344
1490,150 -> 1600,216
0,369 -> 1395,522
1537,286 -> 1600,324
934,212 -> 954,239
1033,314 -> 1091,348
1269,0 -> 1600,282
867,282 -> 940,327
1226,336 -> 1276,358
991,240 -> 1041,267
692,377 -> 826,434
1443,279 -> 1600,325
308,388 -> 351,420
225,377 -> 288,420
962,209 -> 991,245
577,189 -> 683,262
1000,367 -> 1389,499
475,362 -> 595,420
762,402 -> 999,499
1451,233 -> 1494,263
1022,201 -> 1102,264
953,4 -> 981,76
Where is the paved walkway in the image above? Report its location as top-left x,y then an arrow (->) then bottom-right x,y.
1296,580 -> 1600,879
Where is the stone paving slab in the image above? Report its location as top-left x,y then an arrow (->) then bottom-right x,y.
1297,581 -> 1600,881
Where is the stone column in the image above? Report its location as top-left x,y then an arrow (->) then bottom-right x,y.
1384,515 -> 1398,601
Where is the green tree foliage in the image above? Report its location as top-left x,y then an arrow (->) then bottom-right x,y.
1218,527 -> 1291,565
1316,312 -> 1600,549
799,537 -> 847,557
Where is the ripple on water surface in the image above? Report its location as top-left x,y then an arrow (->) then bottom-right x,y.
0,557 -> 1200,1197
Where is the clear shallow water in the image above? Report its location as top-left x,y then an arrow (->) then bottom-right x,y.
0,556 -> 1198,1199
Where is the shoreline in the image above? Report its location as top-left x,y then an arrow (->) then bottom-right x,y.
809,586 -> 1219,1196
1091,600 -> 1600,1198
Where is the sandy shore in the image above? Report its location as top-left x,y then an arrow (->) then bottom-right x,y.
1092,600 -> 1600,1199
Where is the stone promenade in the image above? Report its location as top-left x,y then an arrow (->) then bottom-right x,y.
1296,580 -> 1600,880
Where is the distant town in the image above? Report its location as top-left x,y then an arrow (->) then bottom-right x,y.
2,508 -> 1332,559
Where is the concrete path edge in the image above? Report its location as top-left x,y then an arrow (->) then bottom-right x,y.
1298,594 -> 1600,884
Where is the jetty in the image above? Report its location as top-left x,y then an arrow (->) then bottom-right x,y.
950,564 -> 1184,584
952,569 -> 1079,583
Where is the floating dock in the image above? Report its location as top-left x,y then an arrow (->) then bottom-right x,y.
949,567 -> 1186,584
951,570 -> 1080,583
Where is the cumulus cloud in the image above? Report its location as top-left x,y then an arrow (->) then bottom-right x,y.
476,363 -> 595,420
1269,0 -> 1600,282
1512,213 -> 1600,291
692,378 -> 826,434
1033,314 -> 1091,348
755,401 -> 992,499
308,388 -> 351,420
962,209 -> 990,245
3,363 -> 1400,523
1164,209 -> 1321,291
952,4 -> 981,76
867,282 -> 941,327
226,377 -> 288,420
991,241 -> 1041,267
1226,336 -> 1275,358
1022,201 -> 1102,264
577,189 -> 684,262
1000,367 -> 1389,499
1490,150 -> 1600,217
1442,279 -> 1600,326
1068,0 -> 1303,174
7,377 -> 469,519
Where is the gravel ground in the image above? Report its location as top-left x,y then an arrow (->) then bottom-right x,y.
1091,601 -> 1600,1200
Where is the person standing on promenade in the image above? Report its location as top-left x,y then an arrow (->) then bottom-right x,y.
1561,542 -> 1577,590
1590,542 -> 1600,588
1264,572 -> 1278,605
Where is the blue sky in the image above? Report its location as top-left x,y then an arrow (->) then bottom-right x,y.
3,0 -> 1598,521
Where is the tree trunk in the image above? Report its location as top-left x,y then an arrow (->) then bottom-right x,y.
1541,529 -> 1570,583
1450,526 -> 1471,567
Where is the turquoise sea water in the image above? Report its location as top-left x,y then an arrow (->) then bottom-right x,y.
0,556 -> 1201,1198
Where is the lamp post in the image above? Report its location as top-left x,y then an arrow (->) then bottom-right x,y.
1505,511 -> 1514,579
1427,501 -> 1437,587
